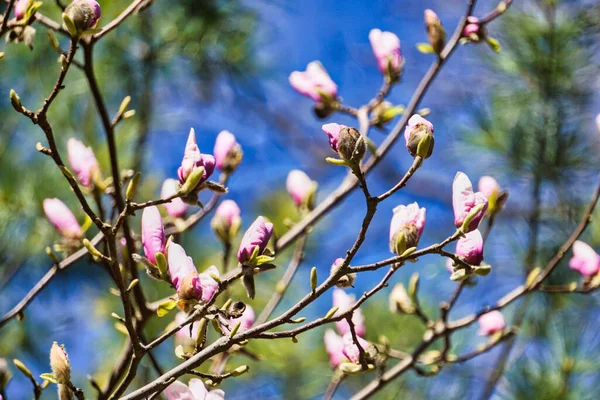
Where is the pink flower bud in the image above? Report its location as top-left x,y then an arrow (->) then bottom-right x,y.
177,128 -> 216,190
214,130 -> 242,173
463,16 -> 481,38
322,123 -> 342,152
237,216 -> 274,265
453,172 -> 488,232
404,114 -> 434,158
43,198 -> 82,239
197,265 -> 220,303
478,310 -> 505,336
161,179 -> 188,218
286,170 -> 316,207
569,241 -> 600,278
324,329 -> 345,368
342,333 -> 370,364
369,29 -> 402,76
389,202 -> 426,255
478,176 -> 500,198
167,242 -> 198,293
229,304 -> 255,332
14,0 -> 30,20
456,229 -> 484,266
333,288 -> 366,337
211,200 -> 241,243
289,61 -> 338,103
64,0 -> 102,32
425,9 -> 445,54
165,379 -> 224,400
141,206 -> 165,264
67,138 -> 99,187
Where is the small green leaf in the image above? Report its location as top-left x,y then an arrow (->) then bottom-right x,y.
40,373 -> 59,384
157,299 -> 178,317
325,157 -> 350,166
254,255 -> 275,266
450,269 -> 468,281
474,264 -> 492,276
416,43 -> 435,54
62,12 -> 78,37
324,306 -> 339,320
179,166 -> 205,195
486,37 -> 501,53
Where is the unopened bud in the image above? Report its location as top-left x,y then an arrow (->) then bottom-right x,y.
9,89 -> 22,112
425,10 -> 445,55
310,266 -> 318,292
390,224 -> 420,256
50,342 -> 71,384
231,365 -> 250,377
63,0 -> 102,37
330,258 -> 355,288
405,115 -> 434,159
125,172 -> 141,201
337,126 -> 366,163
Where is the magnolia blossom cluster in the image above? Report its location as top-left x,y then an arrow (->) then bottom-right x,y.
323,289 -> 368,367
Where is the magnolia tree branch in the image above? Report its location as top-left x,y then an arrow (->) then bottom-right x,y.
350,175 -> 600,400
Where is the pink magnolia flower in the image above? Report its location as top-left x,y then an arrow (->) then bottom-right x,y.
389,202 -> 426,254
237,216 -> 274,265
167,243 -> 200,295
43,198 -> 82,239
453,172 -> 488,232
197,265 -> 220,302
369,29 -> 402,75
342,333 -> 370,364
463,16 -> 481,37
478,310 -> 505,336
141,206 -> 165,264
333,288 -> 366,337
324,329 -> 346,368
177,128 -> 216,189
322,123 -> 343,153
175,312 -> 200,344
286,170 -> 315,206
456,229 -> 484,266
289,61 -> 338,103
67,138 -> 99,187
569,241 -> 600,278
161,179 -> 188,218
478,176 -> 499,198
164,379 -> 224,400
213,130 -> 241,171
14,0 -> 30,20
